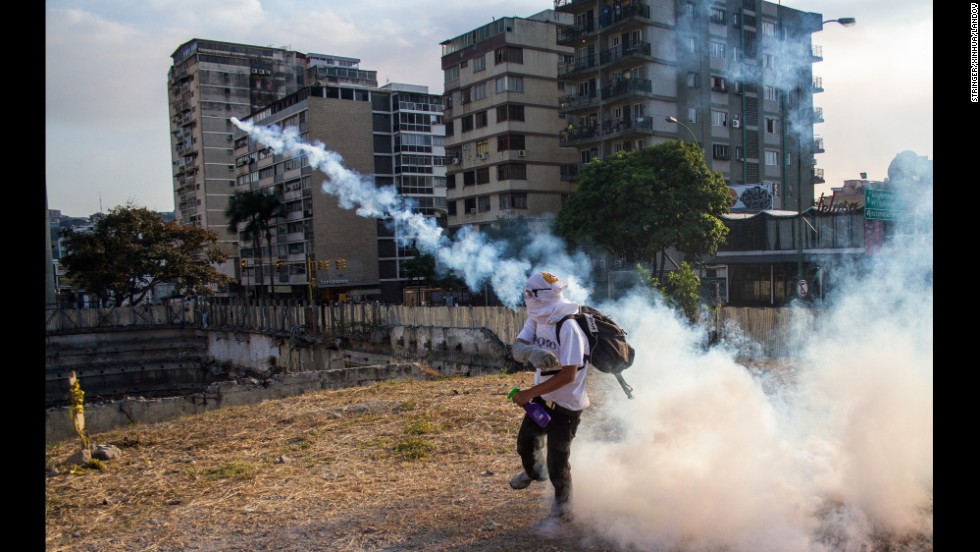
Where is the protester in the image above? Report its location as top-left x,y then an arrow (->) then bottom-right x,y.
508,271 -> 591,528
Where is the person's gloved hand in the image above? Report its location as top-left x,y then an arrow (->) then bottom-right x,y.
512,341 -> 560,370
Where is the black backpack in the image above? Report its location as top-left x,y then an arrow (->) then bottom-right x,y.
544,306 -> 637,399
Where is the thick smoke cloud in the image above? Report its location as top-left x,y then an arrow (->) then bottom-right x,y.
233,117 -> 931,550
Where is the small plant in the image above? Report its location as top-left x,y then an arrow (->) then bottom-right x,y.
393,436 -> 435,461
405,416 -> 437,435
86,458 -> 107,471
68,374 -> 90,452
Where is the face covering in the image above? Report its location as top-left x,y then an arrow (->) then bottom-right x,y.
523,272 -> 579,324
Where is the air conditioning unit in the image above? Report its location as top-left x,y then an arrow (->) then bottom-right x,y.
469,208 -> 477,214
478,153 -> 487,160
518,150 -> 526,157
731,119 -> 741,128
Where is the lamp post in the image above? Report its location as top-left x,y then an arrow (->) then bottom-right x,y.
666,116 -> 699,145
794,16 -> 856,284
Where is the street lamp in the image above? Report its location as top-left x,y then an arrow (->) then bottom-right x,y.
794,16 -> 856,286
666,116 -> 699,145
822,17 -> 856,27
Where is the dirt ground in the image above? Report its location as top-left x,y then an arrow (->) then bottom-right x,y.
45,370 -> 638,552
44,367 -> 932,552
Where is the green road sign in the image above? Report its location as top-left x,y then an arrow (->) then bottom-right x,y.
865,188 -> 901,220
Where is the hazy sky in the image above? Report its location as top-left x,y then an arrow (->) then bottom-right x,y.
45,0 -> 933,218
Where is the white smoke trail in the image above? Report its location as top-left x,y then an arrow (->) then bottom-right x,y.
230,117 -> 593,307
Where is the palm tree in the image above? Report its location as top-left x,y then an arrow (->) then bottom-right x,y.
226,189 -> 282,299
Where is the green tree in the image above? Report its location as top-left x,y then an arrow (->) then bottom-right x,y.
225,189 -> 282,297
639,262 -> 702,323
554,140 -> 730,281
60,205 -> 231,306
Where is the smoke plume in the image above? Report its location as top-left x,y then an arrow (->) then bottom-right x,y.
232,117 -> 931,550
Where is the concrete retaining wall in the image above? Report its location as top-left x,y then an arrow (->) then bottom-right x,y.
45,323 -> 513,445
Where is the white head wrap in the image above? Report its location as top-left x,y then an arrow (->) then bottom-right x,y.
523,272 -> 579,324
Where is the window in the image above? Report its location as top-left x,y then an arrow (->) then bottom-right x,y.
710,75 -> 726,91
478,195 -> 491,212
475,110 -> 488,128
476,140 -> 489,155
495,46 -> 523,64
472,83 -> 486,101
495,76 -> 524,93
476,167 -> 490,184
461,115 -> 473,132
785,153 -> 792,166
463,171 -> 476,186
763,85 -> 779,101
473,55 -> 486,72
686,37 -> 696,53
763,54 -> 775,68
712,144 -> 731,160
497,134 -> 526,150
687,107 -> 698,123
687,72 -> 699,88
709,6 -> 726,24
735,146 -> 744,160
496,104 -> 525,122
710,41 -> 726,58
762,21 -> 776,37
497,163 -> 527,180
499,192 -> 528,210
765,117 -> 779,133
711,110 -> 728,127
765,150 -> 779,166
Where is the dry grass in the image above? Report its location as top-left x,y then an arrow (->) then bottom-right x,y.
45,370 -> 627,552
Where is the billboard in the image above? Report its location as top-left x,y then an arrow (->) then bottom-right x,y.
728,183 -> 773,211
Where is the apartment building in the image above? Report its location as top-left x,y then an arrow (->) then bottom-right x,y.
170,41 -> 445,302
232,63 -> 446,303
552,0 -> 824,211
167,39 -> 308,289
440,11 -> 581,235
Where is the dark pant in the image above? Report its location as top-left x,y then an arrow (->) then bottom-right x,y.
516,399 -> 582,515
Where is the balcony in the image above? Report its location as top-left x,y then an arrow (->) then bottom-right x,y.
558,53 -> 599,79
601,78 -> 653,101
560,124 -> 600,147
599,3 -> 653,31
599,115 -> 655,140
812,77 -> 823,93
556,23 -> 596,46
812,107 -> 824,123
558,93 -> 600,115
811,44 -> 823,62
599,41 -> 653,71
814,136 -> 824,153
812,167 -> 825,183
554,0 -> 593,12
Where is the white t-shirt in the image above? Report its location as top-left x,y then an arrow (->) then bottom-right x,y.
517,317 -> 591,411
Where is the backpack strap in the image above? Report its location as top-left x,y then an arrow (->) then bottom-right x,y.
541,314 -> 588,376
615,373 -> 634,399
